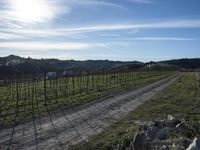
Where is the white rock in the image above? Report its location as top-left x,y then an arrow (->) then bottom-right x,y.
161,144 -> 169,150
186,137 -> 200,150
167,114 -> 174,121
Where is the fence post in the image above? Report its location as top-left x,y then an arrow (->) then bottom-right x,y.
72,73 -> 75,95
44,72 -> 47,106
16,73 -> 19,114
64,75 -> 67,98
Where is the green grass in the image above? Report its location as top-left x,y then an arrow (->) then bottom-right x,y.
73,72 -> 200,150
0,71 -> 173,127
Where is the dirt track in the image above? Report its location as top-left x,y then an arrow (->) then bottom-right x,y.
0,74 -> 179,150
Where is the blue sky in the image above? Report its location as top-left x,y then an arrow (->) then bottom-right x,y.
0,0 -> 200,61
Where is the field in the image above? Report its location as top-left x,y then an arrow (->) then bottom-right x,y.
0,70 -> 177,150
73,72 -> 200,150
0,71 -> 172,128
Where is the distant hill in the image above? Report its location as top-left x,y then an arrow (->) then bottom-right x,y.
0,55 -> 199,75
0,55 -> 144,75
160,58 -> 200,70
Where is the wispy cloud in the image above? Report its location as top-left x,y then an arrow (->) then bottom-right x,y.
0,41 -> 96,50
0,32 -> 25,39
71,0 -> 124,9
1,19 -> 200,40
99,33 -> 122,37
129,37 -> 196,41
62,19 -> 200,32
129,0 -> 152,4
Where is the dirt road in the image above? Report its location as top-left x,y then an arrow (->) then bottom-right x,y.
0,74 -> 179,150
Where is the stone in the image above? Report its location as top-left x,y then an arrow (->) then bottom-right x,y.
167,114 -> 181,127
169,118 -> 181,128
147,125 -> 158,140
156,128 -> 168,141
133,132 -> 149,150
179,137 -> 192,149
186,137 -> 200,150
154,120 -> 166,128
167,114 -> 174,121
161,144 -> 169,150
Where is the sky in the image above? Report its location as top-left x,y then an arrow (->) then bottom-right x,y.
0,0 -> 200,62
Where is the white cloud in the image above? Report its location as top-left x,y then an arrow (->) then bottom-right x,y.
129,0 -> 152,4
0,32 -> 25,39
22,19 -> 200,37
129,37 -> 196,41
99,33 -> 122,37
0,40 -> 132,51
0,41 -> 95,50
62,19 -> 200,32
0,19 -> 200,40
72,0 -> 123,8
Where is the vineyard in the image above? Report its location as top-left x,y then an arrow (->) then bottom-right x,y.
0,70 -> 172,129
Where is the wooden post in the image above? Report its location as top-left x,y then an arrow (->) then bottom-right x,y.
44,72 -> 47,106
16,74 -> 19,114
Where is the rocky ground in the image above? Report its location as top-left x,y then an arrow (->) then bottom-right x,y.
0,75 -> 179,150
128,115 -> 200,150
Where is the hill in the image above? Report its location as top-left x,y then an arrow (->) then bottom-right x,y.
0,55 -> 143,75
0,55 -> 199,75
160,58 -> 200,70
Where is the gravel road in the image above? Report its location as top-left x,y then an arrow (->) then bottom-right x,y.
0,74 -> 179,150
